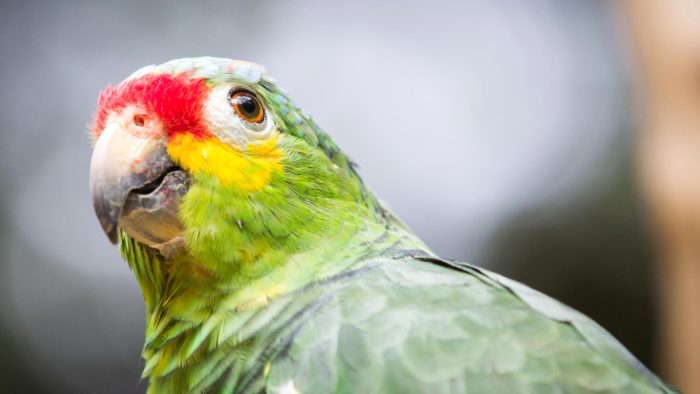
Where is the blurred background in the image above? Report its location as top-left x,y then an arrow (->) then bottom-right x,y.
1,1 -> 698,393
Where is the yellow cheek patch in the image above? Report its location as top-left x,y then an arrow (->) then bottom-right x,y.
167,133 -> 283,192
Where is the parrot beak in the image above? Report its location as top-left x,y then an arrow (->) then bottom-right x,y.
89,110 -> 189,250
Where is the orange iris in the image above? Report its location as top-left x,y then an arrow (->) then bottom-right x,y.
229,91 -> 265,124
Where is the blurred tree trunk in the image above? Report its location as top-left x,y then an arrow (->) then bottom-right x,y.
622,2 -> 700,392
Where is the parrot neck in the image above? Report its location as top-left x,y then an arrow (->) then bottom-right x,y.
169,168 -> 428,304
119,204 -> 429,384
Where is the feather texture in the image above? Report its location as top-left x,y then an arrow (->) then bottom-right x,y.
93,58 -> 675,393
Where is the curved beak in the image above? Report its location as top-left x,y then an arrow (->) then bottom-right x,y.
89,120 -> 175,244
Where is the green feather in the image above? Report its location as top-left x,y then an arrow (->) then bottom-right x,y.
106,58 -> 674,393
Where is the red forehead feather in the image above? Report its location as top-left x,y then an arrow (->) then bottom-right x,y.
92,73 -> 210,139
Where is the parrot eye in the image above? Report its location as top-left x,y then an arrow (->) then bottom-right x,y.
203,84 -> 275,145
228,90 -> 265,125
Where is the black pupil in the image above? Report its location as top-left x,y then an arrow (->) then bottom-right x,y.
237,94 -> 259,118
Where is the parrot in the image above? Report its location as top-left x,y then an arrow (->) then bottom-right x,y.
88,57 -> 674,394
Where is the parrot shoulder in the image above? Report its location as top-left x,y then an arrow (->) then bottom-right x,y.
262,256 -> 675,393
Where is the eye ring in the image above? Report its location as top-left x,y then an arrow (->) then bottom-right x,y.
228,89 -> 265,124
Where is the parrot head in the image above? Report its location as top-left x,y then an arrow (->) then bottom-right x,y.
90,57 -> 384,274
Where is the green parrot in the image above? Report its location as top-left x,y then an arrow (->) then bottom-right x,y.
88,57 -> 673,393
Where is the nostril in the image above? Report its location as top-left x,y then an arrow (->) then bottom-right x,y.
133,114 -> 146,127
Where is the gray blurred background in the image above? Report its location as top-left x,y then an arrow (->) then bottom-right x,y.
0,1 -> 659,393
